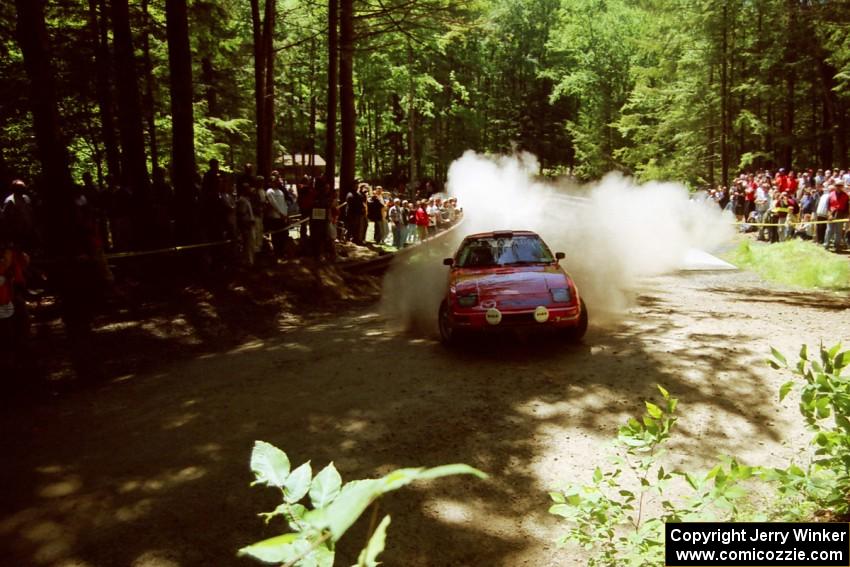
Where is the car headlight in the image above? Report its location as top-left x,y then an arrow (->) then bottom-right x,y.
550,288 -> 571,303
457,294 -> 478,307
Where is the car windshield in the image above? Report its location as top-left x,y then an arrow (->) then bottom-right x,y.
455,235 -> 554,268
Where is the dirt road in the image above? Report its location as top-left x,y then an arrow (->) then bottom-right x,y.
1,268 -> 848,566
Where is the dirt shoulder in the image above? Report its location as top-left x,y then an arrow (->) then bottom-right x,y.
1,265 -> 848,566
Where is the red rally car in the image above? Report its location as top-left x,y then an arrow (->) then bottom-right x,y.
438,230 -> 588,345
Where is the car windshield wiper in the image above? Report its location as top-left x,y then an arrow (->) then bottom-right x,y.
500,260 -> 549,265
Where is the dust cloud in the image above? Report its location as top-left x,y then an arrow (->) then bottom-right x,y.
380,151 -> 734,333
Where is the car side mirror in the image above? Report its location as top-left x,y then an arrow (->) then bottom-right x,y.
443,258 -> 454,266
555,252 -> 565,260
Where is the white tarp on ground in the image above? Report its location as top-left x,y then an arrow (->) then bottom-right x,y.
680,248 -> 737,271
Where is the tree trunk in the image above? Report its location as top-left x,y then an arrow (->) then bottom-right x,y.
783,73 -> 795,169
201,57 -> 218,116
110,0 -> 151,234
326,0 -> 338,189
14,0 -> 73,223
818,60 -> 836,167
708,63 -> 715,186
339,0 -> 356,199
309,36 -> 317,168
781,0 -> 796,169
141,0 -> 159,171
251,0 -> 266,176
407,40 -> 417,184
16,0 -> 103,380
88,0 -> 121,181
837,103 -> 848,169
375,101 -> 382,178
166,0 -> 196,243
261,0 -> 275,179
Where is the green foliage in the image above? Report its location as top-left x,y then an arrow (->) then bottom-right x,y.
547,0 -> 639,178
10,0 -> 850,188
552,345 -> 850,565
726,240 -> 850,290
767,343 -> 850,515
549,385 -> 754,566
240,441 -> 486,566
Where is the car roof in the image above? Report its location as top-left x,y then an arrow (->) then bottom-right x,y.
464,230 -> 540,239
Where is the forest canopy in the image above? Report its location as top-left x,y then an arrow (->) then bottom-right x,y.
5,0 -> 850,195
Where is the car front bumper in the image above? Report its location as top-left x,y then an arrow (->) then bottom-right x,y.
449,304 -> 581,330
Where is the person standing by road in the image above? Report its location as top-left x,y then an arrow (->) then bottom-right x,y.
265,177 -> 288,256
367,190 -> 384,244
415,200 -> 429,242
816,184 -> 831,245
825,180 -> 849,251
236,183 -> 255,266
388,198 -> 403,248
2,180 -> 36,254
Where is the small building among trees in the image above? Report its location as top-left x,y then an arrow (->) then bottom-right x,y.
276,153 -> 326,179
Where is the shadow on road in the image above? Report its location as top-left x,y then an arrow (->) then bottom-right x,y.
0,277 -> 796,567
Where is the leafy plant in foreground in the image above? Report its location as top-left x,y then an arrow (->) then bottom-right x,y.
239,441 -> 486,566
767,343 -> 850,515
549,386 -> 755,567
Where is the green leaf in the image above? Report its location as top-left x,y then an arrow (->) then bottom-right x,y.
800,344 -> 808,361
284,461 -> 313,503
415,463 -> 488,481
828,343 -> 841,360
356,514 -> 391,567
259,502 -> 307,528
593,467 -> 603,483
779,381 -> 795,402
770,347 -> 787,367
237,533 -> 300,563
250,441 -> 291,488
380,468 -> 425,492
320,463 -> 487,542
325,479 -> 383,540
310,463 -> 343,509
788,464 -> 805,477
657,385 -> 669,399
667,398 -> 679,414
285,503 -> 308,531
311,545 -> 335,567
549,491 -> 566,504
816,397 -> 831,419
723,485 -> 747,500
645,402 -> 663,419
549,503 -> 577,518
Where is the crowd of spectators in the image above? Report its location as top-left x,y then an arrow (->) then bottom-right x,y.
706,168 -> 850,251
343,183 -> 460,248
0,162 -> 462,371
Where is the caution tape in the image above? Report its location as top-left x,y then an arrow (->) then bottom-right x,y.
103,215 -> 310,259
29,215 -> 311,266
733,218 -> 849,228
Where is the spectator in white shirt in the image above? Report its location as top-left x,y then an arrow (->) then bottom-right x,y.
266,181 -> 289,256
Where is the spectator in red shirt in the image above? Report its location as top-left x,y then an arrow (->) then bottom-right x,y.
414,200 -> 430,242
825,181 -> 849,251
775,168 -> 790,193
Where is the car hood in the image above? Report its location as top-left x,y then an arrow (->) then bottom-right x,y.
453,265 -> 570,297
